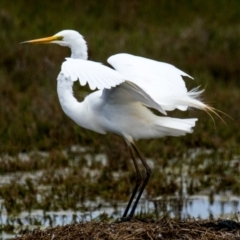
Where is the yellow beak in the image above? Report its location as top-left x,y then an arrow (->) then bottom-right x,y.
21,35 -> 62,44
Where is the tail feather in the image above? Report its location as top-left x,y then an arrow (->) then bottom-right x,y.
178,88 -> 226,125
153,117 -> 198,137
177,86 -> 206,110
179,97 -> 207,110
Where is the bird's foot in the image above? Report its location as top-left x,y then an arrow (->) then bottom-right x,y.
115,216 -> 133,223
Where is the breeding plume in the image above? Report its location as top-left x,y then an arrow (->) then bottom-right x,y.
22,30 -> 214,219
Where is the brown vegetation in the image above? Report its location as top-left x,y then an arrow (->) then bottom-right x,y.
16,219 -> 240,240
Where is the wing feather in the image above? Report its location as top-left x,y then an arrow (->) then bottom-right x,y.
102,81 -> 166,115
107,53 -> 196,111
60,58 -> 125,90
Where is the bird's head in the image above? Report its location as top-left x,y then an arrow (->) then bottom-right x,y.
21,30 -> 88,59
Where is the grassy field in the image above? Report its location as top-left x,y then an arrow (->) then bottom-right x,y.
0,0 -> 240,237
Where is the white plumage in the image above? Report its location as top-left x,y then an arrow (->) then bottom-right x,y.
23,30 -> 214,219
61,58 -> 125,90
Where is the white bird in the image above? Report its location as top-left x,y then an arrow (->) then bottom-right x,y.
22,30 -> 216,220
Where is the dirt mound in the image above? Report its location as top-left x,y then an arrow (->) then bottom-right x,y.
16,218 -> 240,240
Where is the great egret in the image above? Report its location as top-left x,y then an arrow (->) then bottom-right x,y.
22,30 -> 216,219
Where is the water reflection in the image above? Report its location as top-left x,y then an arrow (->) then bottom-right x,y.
152,195 -> 239,219
1,195 -> 239,229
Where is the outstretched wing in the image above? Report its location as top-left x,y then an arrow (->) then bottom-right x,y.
108,53 -> 197,111
59,58 -> 166,115
58,58 -> 125,90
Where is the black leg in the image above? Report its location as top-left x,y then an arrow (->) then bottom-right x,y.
122,145 -> 142,219
128,142 -> 152,218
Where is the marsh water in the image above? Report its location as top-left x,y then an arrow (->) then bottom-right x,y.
0,147 -> 239,238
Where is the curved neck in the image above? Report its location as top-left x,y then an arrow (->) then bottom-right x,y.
57,75 -> 82,120
70,38 -> 88,60
57,75 -> 105,133
56,33 -> 92,128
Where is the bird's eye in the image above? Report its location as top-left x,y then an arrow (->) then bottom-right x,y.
56,36 -> 63,41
